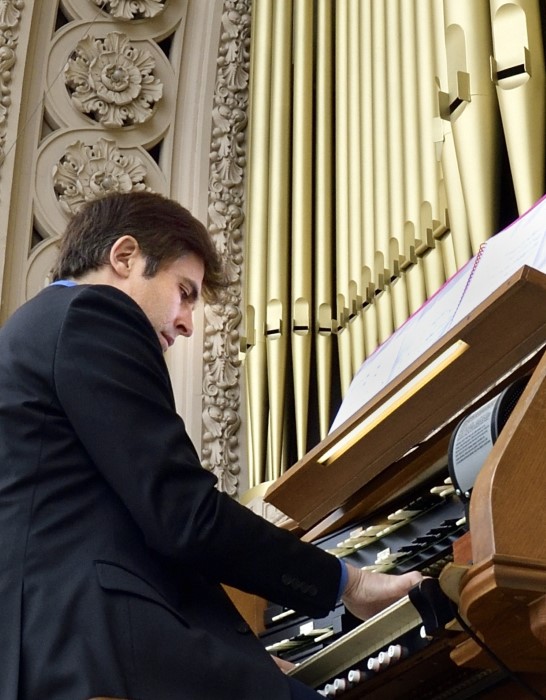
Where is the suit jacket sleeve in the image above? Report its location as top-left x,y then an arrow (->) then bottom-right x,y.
53,285 -> 341,618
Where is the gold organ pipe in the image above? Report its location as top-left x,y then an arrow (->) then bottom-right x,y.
437,136 -> 472,270
416,0 -> 441,230
400,0 -> 427,313
435,180 -> 458,279
362,305 -> 379,357
348,0 -> 365,374
420,248 -> 445,300
362,267 -> 379,358
291,0 -> 314,459
400,0 -> 422,251
371,3 -> 395,355
360,0 -> 378,358
245,0 -> 273,486
443,0 -> 499,253
403,222 -> 426,314
414,1 -> 446,298
265,0 -> 292,480
431,0 -> 473,270
335,0 -> 353,395
388,237 -> 409,330
419,202 -> 445,298
374,251 -> 393,343
390,275 -> 409,331
360,0 -> 375,296
490,0 -> 545,214
372,0 -> 404,352
386,0 -> 406,267
315,0 -> 334,439
371,2 -> 390,284
375,286 -> 393,346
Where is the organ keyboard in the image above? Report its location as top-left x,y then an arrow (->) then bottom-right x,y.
259,267 -> 546,698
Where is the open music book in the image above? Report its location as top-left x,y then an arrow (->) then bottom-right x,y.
331,194 -> 546,432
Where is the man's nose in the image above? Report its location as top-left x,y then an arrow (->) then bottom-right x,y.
176,305 -> 194,338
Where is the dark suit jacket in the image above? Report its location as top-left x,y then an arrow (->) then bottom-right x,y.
0,284 -> 340,699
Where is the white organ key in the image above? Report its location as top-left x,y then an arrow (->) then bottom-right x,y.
288,595 -> 422,688
387,507 -> 422,521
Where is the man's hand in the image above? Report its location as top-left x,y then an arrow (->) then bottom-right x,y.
341,564 -> 422,621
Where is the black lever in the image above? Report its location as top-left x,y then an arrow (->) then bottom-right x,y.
408,577 -> 454,637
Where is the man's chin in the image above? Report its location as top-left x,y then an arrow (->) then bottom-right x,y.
159,334 -> 170,352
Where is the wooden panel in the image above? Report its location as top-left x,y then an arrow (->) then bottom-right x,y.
453,346 -> 546,672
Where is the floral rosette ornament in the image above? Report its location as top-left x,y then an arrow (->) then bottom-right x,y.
64,32 -> 163,128
53,138 -> 150,214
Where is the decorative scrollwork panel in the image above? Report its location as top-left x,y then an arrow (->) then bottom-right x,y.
44,21 -> 175,148
33,128 -> 167,240
201,0 -> 251,495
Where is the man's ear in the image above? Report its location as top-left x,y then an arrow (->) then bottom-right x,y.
109,235 -> 141,278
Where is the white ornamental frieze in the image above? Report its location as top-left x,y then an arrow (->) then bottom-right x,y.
64,32 -> 163,129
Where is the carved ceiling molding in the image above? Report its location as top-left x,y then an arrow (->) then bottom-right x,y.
202,0 -> 251,495
0,0 -> 24,171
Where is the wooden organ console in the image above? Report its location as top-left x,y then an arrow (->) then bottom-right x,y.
257,266 -> 546,699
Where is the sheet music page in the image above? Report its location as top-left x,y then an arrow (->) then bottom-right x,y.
451,195 -> 546,326
329,259 -> 474,432
330,318 -> 404,432
386,259 -> 474,379
329,196 -> 546,434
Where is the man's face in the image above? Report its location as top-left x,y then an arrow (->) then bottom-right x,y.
125,252 -> 205,352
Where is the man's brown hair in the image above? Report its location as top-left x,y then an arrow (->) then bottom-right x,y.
51,191 -> 227,302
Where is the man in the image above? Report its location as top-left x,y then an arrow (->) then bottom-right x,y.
0,191 -> 421,699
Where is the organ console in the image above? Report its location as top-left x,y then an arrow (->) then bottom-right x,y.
257,265 -> 546,698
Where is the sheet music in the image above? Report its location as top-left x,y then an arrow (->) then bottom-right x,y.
451,195 -> 546,326
330,260 -> 474,432
330,194 -> 546,433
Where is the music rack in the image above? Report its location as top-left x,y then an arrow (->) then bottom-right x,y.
264,266 -> 546,534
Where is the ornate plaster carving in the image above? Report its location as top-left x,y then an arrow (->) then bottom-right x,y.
91,0 -> 166,21
34,128 -> 167,250
64,31 -> 163,128
52,137 -> 150,214
61,0 -> 184,41
0,0 -> 22,27
202,0 -> 251,496
0,0 -> 23,168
